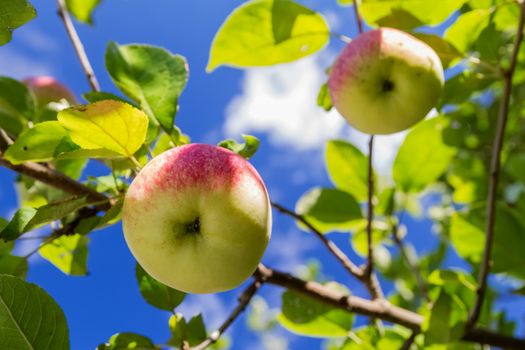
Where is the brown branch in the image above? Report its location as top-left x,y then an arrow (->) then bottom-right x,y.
191,278 -> 263,350
391,223 -> 429,302
271,202 -> 383,299
352,0 -> 364,34
364,135 -> 375,281
256,264 -> 525,350
56,0 -> 100,92
467,0 -> 525,329
399,331 -> 418,350
0,150 -> 110,210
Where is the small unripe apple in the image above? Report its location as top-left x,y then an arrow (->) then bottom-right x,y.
122,144 -> 272,294
23,76 -> 77,108
328,27 -> 444,135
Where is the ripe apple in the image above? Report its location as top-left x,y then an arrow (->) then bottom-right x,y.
122,144 -> 272,294
328,27 -> 444,135
23,76 -> 77,108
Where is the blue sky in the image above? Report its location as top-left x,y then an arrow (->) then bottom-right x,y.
1,1 -> 524,349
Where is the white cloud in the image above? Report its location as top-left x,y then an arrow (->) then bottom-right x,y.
224,53 -> 346,151
222,52 -> 416,176
177,293 -> 229,330
0,47 -> 54,79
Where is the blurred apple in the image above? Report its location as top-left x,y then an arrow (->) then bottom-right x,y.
23,76 -> 77,108
328,27 -> 444,135
122,144 -> 272,294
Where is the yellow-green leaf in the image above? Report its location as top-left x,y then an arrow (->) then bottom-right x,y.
40,234 -> 89,276
361,0 -> 468,26
57,100 -> 148,157
3,121 -> 67,164
444,9 -> 491,53
66,0 -> 101,24
207,0 -> 329,71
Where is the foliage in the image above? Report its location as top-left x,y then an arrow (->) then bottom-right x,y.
1,0 -> 525,349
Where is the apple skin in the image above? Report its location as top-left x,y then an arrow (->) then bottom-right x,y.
328,27 -> 444,135
122,144 -> 272,294
23,76 -> 77,108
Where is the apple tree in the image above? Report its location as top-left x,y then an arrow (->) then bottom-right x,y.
1,0 -> 525,349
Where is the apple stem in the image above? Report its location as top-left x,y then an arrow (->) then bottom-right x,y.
467,0 -> 525,331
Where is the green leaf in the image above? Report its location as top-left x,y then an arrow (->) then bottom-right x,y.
444,9 -> 491,53
53,135 -> 123,160
39,234 -> 89,276
340,326 -> 409,350
450,204 -> 525,279
439,70 -> 496,107
0,241 -> 27,278
97,332 -> 157,350
0,275 -> 69,349
325,140 -> 369,201
360,0 -> 467,26
3,121 -> 68,164
351,221 -> 390,257
413,33 -> 462,69
423,289 -> 454,344
317,82 -> 332,111
105,42 -> 188,134
218,134 -> 260,159
0,76 -> 36,136
393,117 -> 456,193
136,264 -> 185,311
376,8 -> 424,30
57,100 -> 148,158
168,313 -> 207,347
66,0 -> 101,24
0,0 -> 37,45
83,91 -> 133,105
278,284 -> 353,337
295,187 -> 362,233
506,153 -> 525,182
0,196 -> 89,241
207,0 -> 329,71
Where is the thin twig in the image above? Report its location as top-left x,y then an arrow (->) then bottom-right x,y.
191,278 -> 263,350
364,135 -> 374,280
352,0 -> 364,34
467,0 -> 525,329
399,331 -> 418,350
56,0 -> 100,92
391,222 -> 429,302
271,202 -> 382,299
256,264 -> 525,349
0,151 -> 110,209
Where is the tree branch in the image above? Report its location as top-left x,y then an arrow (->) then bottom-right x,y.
56,0 -> 100,92
352,0 -> 364,34
363,135 -> 375,281
467,0 -> 525,329
271,202 -> 383,299
191,278 -> 263,350
0,150 -> 110,210
256,264 -> 525,350
391,222 -> 429,302
399,331 -> 418,350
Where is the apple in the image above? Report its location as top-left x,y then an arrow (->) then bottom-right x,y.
23,76 -> 77,108
328,27 -> 444,135
122,144 -> 272,294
